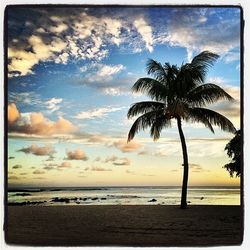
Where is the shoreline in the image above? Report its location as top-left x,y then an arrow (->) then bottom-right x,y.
5,205 -> 243,246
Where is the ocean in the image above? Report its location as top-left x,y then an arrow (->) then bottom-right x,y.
8,186 -> 240,206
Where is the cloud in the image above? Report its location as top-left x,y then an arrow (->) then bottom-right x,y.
85,166 -> 112,171
8,175 -> 19,180
33,170 -> 46,175
20,172 -> 28,175
205,78 -> 240,127
126,169 -> 135,175
7,10 -> 124,77
7,8 -> 163,77
133,17 -> 153,52
105,155 -> 131,166
12,164 -> 22,169
154,137 -> 233,158
113,139 -> 142,153
65,149 -> 88,161
97,64 -> 124,77
44,163 -> 58,171
57,161 -> 71,168
78,73 -> 137,96
9,92 -> 42,106
102,87 -> 123,96
8,103 -> 20,123
157,8 -> 240,62
8,35 -> 67,76
222,51 -> 240,63
8,104 -> 77,136
46,155 -> 55,161
17,144 -> 56,156
80,63 -> 125,84
75,106 -> 122,120
46,98 -> 63,112
187,163 -> 206,172
49,22 -> 68,33
94,156 -> 101,161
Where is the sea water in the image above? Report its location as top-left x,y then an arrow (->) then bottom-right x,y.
8,186 -> 240,206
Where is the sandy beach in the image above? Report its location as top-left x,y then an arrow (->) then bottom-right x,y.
5,205 -> 243,246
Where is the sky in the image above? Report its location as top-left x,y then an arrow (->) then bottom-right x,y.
7,6 -> 241,187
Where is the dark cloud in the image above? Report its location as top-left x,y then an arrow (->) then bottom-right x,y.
43,163 -> 58,171
12,164 -> 22,169
20,172 -> 28,175
17,144 -> 56,156
8,175 -> 19,180
33,170 -> 46,175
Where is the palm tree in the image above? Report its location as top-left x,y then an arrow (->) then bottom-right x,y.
223,129 -> 241,177
127,51 -> 236,209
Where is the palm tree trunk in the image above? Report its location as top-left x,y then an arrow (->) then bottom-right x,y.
176,117 -> 189,209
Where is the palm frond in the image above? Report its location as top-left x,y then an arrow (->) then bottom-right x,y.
186,83 -> 234,107
127,101 -> 165,119
185,108 -> 215,133
189,51 -> 219,83
191,51 -> 219,68
187,107 -> 236,133
127,109 -> 165,142
146,59 -> 168,82
132,77 -> 168,101
150,116 -> 172,141
175,65 -> 199,97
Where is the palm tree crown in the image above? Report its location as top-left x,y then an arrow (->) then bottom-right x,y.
127,51 -> 236,209
127,51 -> 236,141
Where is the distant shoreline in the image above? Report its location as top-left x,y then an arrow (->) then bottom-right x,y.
5,205 -> 243,246
8,185 -> 241,191
7,186 -> 241,206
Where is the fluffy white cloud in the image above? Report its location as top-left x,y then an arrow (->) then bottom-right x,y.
133,17 -> 153,52
8,103 -> 77,136
7,9 -> 157,77
8,103 -> 20,123
46,98 -> 63,112
158,9 -> 240,62
102,87 -> 123,96
98,64 -> 124,77
49,23 -> 68,33
8,35 -> 67,76
75,106 -> 122,120
81,63 -> 125,83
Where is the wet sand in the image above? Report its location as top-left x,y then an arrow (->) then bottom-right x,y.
5,205 -> 243,246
